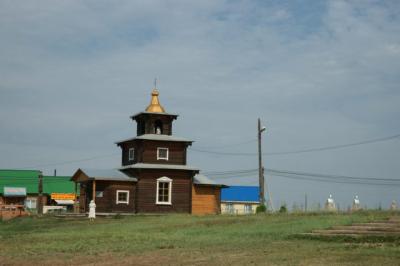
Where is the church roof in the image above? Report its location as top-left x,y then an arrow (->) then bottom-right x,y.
73,168 -> 137,182
119,163 -> 199,171
193,174 -> 227,187
115,134 -> 193,144
145,89 -> 165,113
221,186 -> 260,203
130,111 -> 178,120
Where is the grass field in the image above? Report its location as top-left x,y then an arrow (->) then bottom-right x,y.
1,211 -> 399,265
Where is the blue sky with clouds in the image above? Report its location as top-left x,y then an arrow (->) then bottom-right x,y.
1,0 -> 399,210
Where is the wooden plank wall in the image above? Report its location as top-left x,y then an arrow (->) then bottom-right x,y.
141,141 -> 187,165
79,183 -> 87,213
135,170 -> 192,213
94,181 -> 136,213
191,185 -> 221,215
121,140 -> 188,166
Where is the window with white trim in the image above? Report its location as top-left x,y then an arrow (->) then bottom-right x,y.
128,148 -> 135,161
157,147 -> 169,160
116,190 -> 129,204
156,176 -> 172,205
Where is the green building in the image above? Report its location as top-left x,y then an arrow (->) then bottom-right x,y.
0,169 -> 76,209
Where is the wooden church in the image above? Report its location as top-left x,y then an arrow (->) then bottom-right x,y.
71,88 -> 225,215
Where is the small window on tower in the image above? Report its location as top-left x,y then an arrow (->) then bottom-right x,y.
157,147 -> 168,160
128,148 -> 134,161
154,120 -> 163,135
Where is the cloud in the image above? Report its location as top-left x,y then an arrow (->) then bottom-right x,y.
0,0 -> 399,208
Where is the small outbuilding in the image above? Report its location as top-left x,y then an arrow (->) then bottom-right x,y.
192,174 -> 227,215
71,168 -> 137,213
221,186 -> 260,215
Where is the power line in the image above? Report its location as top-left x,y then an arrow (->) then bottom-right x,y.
203,168 -> 258,175
189,133 -> 400,156
18,153 -> 119,170
270,172 -> 400,187
204,167 -> 400,184
189,147 -> 255,156
266,169 -> 400,182
194,139 -> 257,149
14,133 -> 400,169
265,133 -> 400,155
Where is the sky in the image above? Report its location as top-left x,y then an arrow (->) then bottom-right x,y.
1,0 -> 399,210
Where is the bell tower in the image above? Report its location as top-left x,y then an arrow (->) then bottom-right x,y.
116,88 -> 198,213
114,86 -> 224,214
132,89 -> 177,136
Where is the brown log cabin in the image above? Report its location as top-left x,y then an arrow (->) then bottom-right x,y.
71,89 -> 226,214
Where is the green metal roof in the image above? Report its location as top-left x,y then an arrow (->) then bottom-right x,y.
43,176 -> 76,194
0,170 -> 76,195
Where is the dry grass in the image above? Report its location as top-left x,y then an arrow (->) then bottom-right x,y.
0,211 -> 399,265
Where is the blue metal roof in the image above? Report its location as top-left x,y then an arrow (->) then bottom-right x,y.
221,186 -> 260,203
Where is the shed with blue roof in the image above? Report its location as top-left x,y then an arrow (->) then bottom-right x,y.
221,186 -> 260,215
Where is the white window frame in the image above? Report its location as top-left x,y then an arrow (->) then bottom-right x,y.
156,176 -> 172,205
157,147 -> 169,160
116,190 -> 129,204
128,148 -> 135,161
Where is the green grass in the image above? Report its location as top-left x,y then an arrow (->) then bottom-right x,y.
1,211 -> 399,265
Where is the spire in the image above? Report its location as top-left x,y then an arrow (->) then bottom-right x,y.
145,89 -> 165,113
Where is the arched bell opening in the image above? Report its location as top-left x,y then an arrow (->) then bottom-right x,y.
154,120 -> 163,134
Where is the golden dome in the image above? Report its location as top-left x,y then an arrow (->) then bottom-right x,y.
145,89 -> 165,113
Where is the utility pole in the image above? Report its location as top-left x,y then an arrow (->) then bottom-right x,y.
37,171 -> 43,215
258,118 -> 265,206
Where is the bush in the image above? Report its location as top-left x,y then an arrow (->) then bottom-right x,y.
256,204 -> 266,213
279,204 -> 287,213
113,213 -> 123,219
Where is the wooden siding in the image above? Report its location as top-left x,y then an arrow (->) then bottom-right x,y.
121,141 -> 139,166
191,185 -> 221,215
121,140 -> 188,166
141,141 -> 187,165
94,181 -> 136,213
79,182 -> 87,213
135,170 -> 193,213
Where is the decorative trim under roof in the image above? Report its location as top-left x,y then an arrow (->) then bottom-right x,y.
115,134 -> 193,144
119,163 -> 200,171
130,111 -> 178,120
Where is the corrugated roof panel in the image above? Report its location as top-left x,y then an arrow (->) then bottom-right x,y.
43,176 -> 77,194
193,174 -> 226,187
221,186 -> 260,203
116,134 -> 193,144
120,163 -> 199,171
79,169 -> 137,182
0,170 -> 76,195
